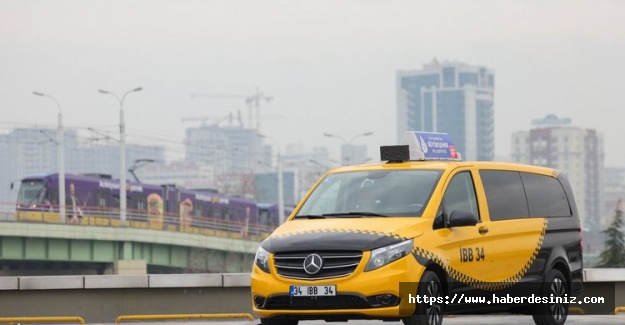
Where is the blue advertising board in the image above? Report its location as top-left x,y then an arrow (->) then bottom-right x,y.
403,131 -> 460,160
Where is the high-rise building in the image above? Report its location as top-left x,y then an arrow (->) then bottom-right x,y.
397,60 -> 495,161
511,115 -> 603,232
184,124 -> 261,174
184,124 -> 261,197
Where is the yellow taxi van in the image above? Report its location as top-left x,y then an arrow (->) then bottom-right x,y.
251,131 -> 583,325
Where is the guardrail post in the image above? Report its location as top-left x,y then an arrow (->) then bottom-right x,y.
115,313 -> 254,324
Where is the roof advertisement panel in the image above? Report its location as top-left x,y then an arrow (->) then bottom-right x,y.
401,131 -> 459,160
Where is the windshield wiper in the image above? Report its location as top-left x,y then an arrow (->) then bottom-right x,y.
322,212 -> 390,218
294,214 -> 327,219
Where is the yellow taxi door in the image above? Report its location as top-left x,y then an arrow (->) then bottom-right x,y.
425,168 -> 546,291
431,169 -> 501,289
471,169 -> 547,285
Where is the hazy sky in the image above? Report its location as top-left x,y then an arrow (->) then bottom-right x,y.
1,0 -> 624,166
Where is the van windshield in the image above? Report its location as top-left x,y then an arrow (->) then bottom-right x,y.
296,169 -> 442,218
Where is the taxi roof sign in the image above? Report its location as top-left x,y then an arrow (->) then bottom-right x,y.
395,131 -> 461,161
400,131 -> 460,160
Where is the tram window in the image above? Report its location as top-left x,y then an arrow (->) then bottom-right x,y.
48,189 -> 58,205
96,190 -> 109,207
135,195 -> 147,210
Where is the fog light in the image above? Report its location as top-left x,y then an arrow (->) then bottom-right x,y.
367,294 -> 399,307
378,294 -> 393,305
254,295 -> 266,308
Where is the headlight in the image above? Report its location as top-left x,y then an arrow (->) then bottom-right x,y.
365,239 -> 414,271
255,246 -> 270,273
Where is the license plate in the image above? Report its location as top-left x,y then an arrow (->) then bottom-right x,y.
289,285 -> 336,297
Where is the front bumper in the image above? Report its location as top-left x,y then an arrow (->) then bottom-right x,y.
251,252 -> 424,320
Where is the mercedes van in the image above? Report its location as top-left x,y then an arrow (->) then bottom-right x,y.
251,131 -> 583,325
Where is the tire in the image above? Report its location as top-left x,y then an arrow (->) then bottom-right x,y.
260,318 -> 298,325
532,269 -> 569,325
403,270 -> 444,325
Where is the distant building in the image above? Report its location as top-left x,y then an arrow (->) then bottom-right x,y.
70,143 -> 165,179
258,143 -> 331,205
602,167 -> 625,229
511,115 -> 603,232
184,124 -> 261,197
137,161 -> 217,190
397,59 -> 495,161
340,144 -> 368,166
282,145 -> 332,202
184,124 -> 261,176
254,172 -> 296,206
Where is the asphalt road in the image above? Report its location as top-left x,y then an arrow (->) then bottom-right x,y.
108,315 -> 625,325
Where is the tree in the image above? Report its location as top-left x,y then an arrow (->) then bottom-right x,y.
597,199 -> 625,267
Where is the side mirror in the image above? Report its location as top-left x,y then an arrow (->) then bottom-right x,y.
433,212 -> 446,230
448,210 -> 478,227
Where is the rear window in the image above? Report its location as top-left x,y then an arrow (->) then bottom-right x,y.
480,170 -> 572,221
521,172 -> 572,217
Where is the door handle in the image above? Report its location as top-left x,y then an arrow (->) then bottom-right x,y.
478,226 -> 489,235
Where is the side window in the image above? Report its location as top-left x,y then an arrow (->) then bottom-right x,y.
443,172 -> 479,219
521,172 -> 572,217
480,170 -> 529,221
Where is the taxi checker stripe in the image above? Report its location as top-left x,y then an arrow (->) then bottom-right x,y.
271,228 -> 408,241
412,218 -> 548,291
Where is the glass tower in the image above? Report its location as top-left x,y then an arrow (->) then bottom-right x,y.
397,60 -> 495,161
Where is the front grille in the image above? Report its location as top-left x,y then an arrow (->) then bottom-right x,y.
262,294 -> 371,310
273,251 -> 362,279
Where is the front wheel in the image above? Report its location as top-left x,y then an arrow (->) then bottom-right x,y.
532,269 -> 569,325
403,270 -> 444,325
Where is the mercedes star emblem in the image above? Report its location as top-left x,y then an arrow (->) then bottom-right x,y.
303,253 -> 323,275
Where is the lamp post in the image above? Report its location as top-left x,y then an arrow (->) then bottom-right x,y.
33,91 -> 66,224
257,134 -> 285,224
98,87 -> 143,225
323,131 -> 373,165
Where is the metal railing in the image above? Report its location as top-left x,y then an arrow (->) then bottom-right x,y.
0,317 -> 85,325
3,201 -> 277,241
115,313 -> 254,324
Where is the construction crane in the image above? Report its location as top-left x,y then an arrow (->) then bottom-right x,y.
181,112 -> 240,127
190,87 -> 273,131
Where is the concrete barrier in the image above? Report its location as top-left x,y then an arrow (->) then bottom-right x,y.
0,273 -> 253,323
0,270 -> 624,323
20,275 -> 84,290
149,273 -> 222,288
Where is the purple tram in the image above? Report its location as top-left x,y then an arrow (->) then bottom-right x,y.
16,173 -> 282,239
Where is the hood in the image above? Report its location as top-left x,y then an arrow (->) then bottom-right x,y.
261,217 -> 427,253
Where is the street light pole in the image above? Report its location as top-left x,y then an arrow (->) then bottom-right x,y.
33,91 -> 66,224
323,131 -> 374,165
277,151 -> 284,224
98,87 -> 143,225
257,134 -> 285,224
